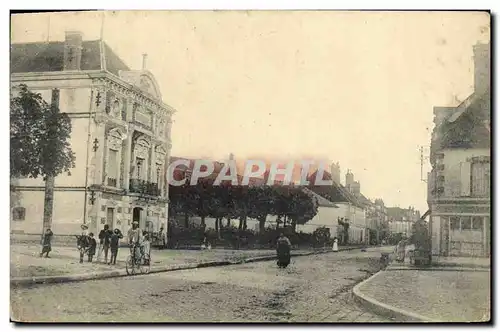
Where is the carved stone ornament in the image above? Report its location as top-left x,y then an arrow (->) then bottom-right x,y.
157,118 -> 166,136
134,137 -> 150,160
111,98 -> 122,118
155,145 -> 167,165
108,129 -> 124,151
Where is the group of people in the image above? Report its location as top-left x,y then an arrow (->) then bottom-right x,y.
76,224 -> 124,264
39,221 -> 152,265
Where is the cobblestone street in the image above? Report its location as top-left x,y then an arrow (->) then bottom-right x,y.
11,248 -> 392,323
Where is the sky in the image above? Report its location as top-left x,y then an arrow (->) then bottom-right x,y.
11,11 -> 490,213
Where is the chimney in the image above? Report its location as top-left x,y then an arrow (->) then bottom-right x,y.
229,153 -> 234,160
473,43 -> 490,94
345,170 -> 354,187
142,53 -> 148,70
63,31 -> 83,70
330,162 -> 341,184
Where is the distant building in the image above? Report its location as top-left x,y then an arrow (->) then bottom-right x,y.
10,31 -> 175,237
386,206 -> 420,238
427,43 -> 491,258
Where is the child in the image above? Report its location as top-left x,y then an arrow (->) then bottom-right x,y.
142,231 -> 151,265
87,233 -> 97,262
40,228 -> 53,258
109,229 -> 123,265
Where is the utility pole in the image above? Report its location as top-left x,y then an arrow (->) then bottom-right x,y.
419,145 -> 430,183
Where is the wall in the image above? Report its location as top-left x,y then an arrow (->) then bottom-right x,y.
296,206 -> 340,237
10,190 -> 85,234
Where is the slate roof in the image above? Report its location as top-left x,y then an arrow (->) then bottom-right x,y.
11,40 -> 130,76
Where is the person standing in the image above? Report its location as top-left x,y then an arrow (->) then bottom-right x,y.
97,225 -> 113,263
76,224 -> 90,263
128,221 -> 143,260
332,237 -> 339,252
109,228 -> 123,265
87,233 -> 97,262
276,233 -> 292,268
39,228 -> 53,258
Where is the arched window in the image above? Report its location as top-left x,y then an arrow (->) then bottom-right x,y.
12,207 -> 26,221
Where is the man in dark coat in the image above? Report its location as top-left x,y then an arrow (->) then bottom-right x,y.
39,228 -> 53,258
87,232 -> 97,262
276,233 -> 292,268
76,224 -> 90,263
97,224 -> 113,263
109,229 -> 123,265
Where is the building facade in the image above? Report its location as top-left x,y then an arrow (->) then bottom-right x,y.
427,42 -> 490,258
10,31 -> 175,237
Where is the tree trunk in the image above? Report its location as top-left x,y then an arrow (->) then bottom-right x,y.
243,216 -> 247,230
201,216 -> 206,229
184,212 -> 189,228
291,220 -> 297,232
238,216 -> 243,230
226,217 -> 231,228
258,216 -> 266,234
215,217 -> 219,234
42,175 -> 55,238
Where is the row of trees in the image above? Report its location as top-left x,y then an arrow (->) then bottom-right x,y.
10,85 -> 75,234
168,181 -> 319,235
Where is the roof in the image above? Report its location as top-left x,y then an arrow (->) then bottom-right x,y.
440,90 -> 490,150
11,40 -> 130,76
306,170 -> 365,209
302,188 -> 339,208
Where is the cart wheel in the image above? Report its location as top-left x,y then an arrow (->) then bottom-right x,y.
125,255 -> 136,275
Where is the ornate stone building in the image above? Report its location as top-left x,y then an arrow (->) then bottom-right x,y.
10,31 -> 175,237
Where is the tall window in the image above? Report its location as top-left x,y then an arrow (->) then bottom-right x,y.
136,158 -> 144,179
156,166 -> 161,185
107,149 -> 119,187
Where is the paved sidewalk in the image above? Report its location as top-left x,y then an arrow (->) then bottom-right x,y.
354,268 -> 491,322
11,244 -> 367,280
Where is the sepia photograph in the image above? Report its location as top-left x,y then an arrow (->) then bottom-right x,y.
9,9 -> 491,323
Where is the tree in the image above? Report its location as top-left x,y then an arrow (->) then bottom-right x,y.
285,188 -> 318,232
10,85 -> 75,235
247,186 -> 275,234
338,217 -> 350,245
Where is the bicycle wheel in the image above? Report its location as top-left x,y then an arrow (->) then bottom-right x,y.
125,255 -> 136,275
139,257 -> 151,274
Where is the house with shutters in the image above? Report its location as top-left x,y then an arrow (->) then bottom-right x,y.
427,42 -> 490,258
10,31 -> 175,237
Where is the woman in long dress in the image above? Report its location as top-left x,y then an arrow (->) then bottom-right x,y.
276,233 -> 292,268
332,237 -> 339,252
395,239 -> 406,262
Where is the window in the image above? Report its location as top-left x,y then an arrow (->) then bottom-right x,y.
472,216 -> 483,230
156,167 -> 161,184
136,158 -> 144,179
460,216 -> 472,230
107,149 -> 119,187
450,216 -> 460,230
12,207 -> 25,221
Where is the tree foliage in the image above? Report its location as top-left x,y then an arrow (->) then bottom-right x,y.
168,181 -> 319,234
10,84 -> 75,179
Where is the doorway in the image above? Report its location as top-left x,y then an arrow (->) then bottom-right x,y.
106,208 -> 115,230
133,207 -> 144,229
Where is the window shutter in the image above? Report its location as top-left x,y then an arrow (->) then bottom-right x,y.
459,161 -> 471,196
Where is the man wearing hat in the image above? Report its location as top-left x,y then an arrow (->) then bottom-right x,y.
127,221 -> 143,261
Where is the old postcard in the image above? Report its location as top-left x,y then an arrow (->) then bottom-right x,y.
10,10 -> 491,323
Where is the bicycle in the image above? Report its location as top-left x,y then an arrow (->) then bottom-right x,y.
125,244 -> 151,275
